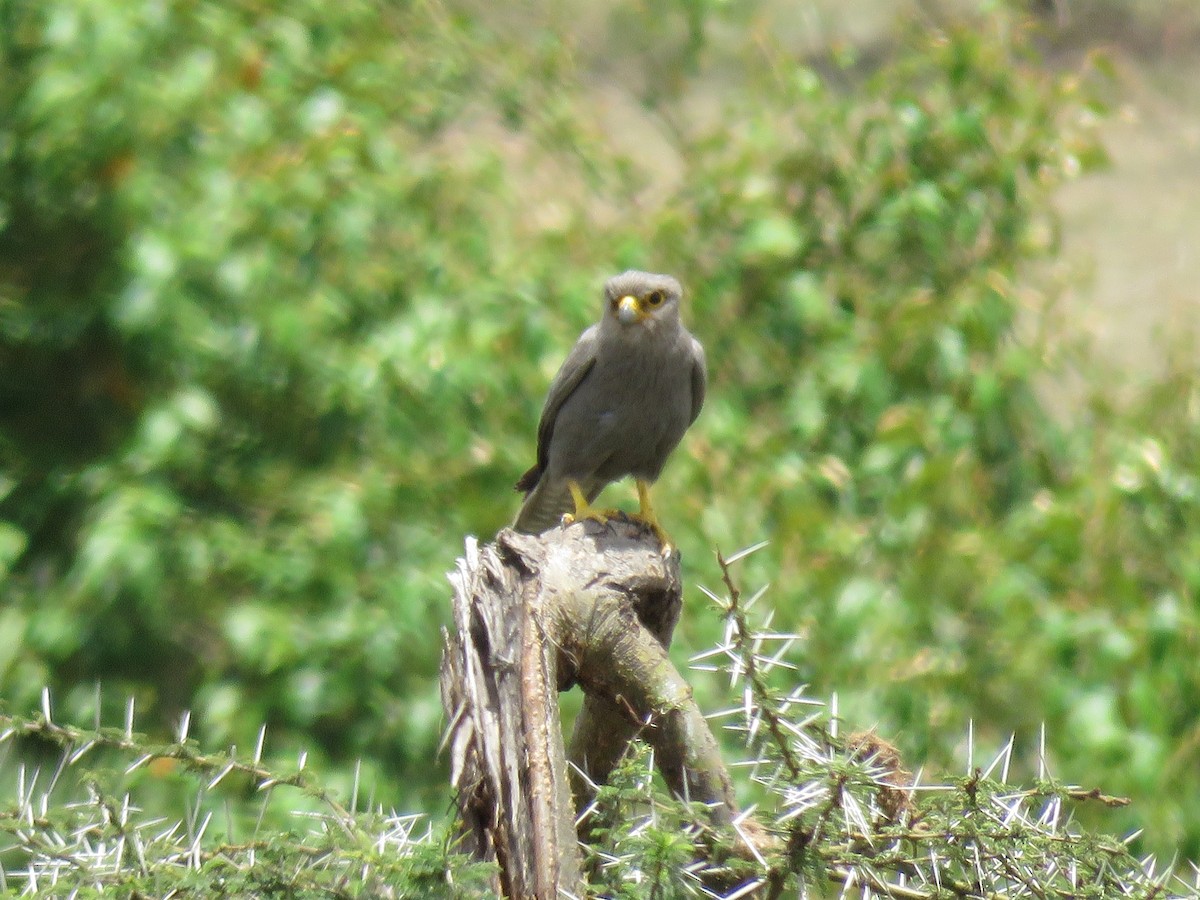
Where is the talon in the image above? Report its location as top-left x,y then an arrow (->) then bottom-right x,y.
564,480 -> 609,526
633,479 -> 674,553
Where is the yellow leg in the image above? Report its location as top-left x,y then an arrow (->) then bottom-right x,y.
563,479 -> 608,526
635,479 -> 672,551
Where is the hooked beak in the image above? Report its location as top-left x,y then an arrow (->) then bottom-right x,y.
616,295 -> 643,325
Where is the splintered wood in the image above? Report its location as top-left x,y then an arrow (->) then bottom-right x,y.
440,520 -> 736,899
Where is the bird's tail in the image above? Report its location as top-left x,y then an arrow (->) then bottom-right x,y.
513,475 -> 574,534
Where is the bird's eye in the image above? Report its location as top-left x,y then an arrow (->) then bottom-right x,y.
646,290 -> 665,307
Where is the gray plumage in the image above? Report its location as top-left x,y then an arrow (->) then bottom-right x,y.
514,270 -> 706,534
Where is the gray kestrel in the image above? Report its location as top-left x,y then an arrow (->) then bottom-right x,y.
513,270 -> 706,544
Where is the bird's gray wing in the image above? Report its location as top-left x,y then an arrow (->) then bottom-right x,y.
512,327 -> 601,533
529,325 -> 600,484
688,336 -> 706,425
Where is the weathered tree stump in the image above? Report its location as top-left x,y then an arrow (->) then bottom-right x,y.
440,518 -> 738,899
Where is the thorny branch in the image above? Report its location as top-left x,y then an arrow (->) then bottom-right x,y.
0,705 -> 469,896
693,549 -> 1191,900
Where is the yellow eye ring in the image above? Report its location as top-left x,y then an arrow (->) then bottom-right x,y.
646,290 -> 665,306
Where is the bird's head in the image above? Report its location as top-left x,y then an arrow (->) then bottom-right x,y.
603,271 -> 684,332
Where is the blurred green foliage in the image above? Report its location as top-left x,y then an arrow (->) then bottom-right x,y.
1,0 -> 1197,862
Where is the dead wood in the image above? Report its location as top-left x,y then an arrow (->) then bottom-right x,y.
440,517 -> 738,899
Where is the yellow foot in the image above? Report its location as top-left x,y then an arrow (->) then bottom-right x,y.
562,480 -> 613,527
632,479 -> 674,555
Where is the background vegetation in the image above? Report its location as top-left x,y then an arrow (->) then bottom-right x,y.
2,0 -> 1197,881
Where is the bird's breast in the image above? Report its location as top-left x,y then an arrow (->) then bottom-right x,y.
583,349 -> 691,437
547,337 -> 696,482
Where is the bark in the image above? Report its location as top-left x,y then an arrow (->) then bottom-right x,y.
440,518 -> 739,899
